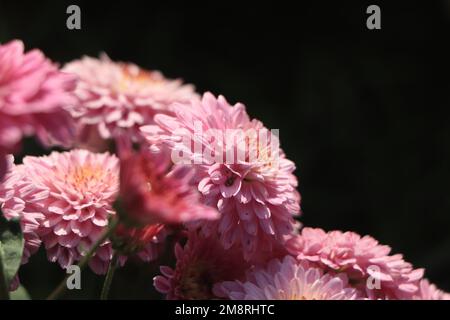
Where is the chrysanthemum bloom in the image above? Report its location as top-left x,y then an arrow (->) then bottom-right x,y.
286,227 -> 425,299
62,55 -> 199,149
118,150 -> 218,226
0,40 -> 76,179
141,92 -> 301,261
0,158 -> 46,264
0,156 -> 45,263
0,155 -> 47,290
215,255 -> 359,300
18,149 -> 120,274
154,231 -> 250,299
414,279 -> 450,300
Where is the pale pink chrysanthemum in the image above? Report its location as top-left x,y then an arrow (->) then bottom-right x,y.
62,55 -> 199,148
0,40 -> 76,179
413,279 -> 450,300
214,255 -> 359,300
141,92 -> 301,261
0,155 -> 46,290
154,231 -> 250,299
16,149 -> 173,273
0,157 -> 46,264
118,150 -> 219,226
17,149 -> 120,274
286,227 -> 425,299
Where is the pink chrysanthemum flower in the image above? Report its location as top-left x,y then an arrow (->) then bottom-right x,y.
0,155 -> 45,262
0,40 -> 76,179
215,255 -> 359,300
414,279 -> 450,300
0,155 -> 46,290
141,92 -> 301,261
62,55 -> 199,148
154,231 -> 250,299
18,149 -> 120,274
118,150 -> 218,226
286,227 -> 425,299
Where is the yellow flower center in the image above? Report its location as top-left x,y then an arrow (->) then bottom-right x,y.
67,164 -> 104,188
116,65 -> 163,93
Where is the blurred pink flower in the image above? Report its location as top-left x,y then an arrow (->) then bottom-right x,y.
214,255 -> 359,300
154,231 -> 250,299
112,222 -> 168,261
286,227 -> 425,299
0,40 -> 76,179
118,150 -> 218,226
63,55 -> 198,148
142,92 -> 301,260
19,149 -> 120,274
414,279 -> 450,300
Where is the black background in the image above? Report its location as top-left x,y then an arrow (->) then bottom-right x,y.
0,0 -> 449,299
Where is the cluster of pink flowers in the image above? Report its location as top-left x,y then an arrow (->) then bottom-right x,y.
0,39 -> 448,300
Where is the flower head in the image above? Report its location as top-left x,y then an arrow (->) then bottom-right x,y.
118,150 -> 218,226
142,92 -> 301,261
19,149 -> 120,274
0,40 -> 76,178
63,55 -> 198,148
154,231 -> 249,299
286,227 -> 425,299
0,155 -> 47,291
215,255 -> 359,300
0,155 -> 44,265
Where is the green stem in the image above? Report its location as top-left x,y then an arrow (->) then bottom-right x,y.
46,218 -> 119,300
100,252 -> 118,300
0,244 -> 10,300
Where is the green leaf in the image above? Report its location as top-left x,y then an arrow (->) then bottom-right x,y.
10,285 -> 30,300
0,209 -> 24,299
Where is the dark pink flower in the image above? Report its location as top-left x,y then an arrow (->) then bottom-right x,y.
118,150 -> 218,226
112,222 -> 168,261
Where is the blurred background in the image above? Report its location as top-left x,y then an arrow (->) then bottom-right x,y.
0,0 -> 449,299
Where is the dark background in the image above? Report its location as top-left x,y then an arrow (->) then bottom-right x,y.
0,0 -> 449,298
